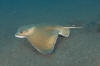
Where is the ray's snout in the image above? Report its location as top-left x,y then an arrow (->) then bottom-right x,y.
15,33 -> 25,38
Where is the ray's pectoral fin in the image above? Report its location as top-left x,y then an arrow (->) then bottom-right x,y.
59,27 -> 70,37
28,34 -> 58,54
39,47 -> 54,54
38,35 -> 58,54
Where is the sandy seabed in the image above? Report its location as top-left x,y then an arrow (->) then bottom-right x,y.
0,21 -> 100,66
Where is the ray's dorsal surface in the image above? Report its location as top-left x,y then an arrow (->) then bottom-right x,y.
15,24 -> 81,54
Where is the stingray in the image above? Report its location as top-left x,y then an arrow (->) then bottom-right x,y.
15,24 -> 81,54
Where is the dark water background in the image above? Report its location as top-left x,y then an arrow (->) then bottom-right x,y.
0,0 -> 100,66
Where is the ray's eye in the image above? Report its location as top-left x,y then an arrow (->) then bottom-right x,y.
20,31 -> 23,33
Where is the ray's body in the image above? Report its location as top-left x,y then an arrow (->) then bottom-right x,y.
15,24 -> 80,54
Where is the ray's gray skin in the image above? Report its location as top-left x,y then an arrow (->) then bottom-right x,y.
15,24 -> 81,54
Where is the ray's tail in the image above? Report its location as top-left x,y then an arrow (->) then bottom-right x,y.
59,26 -> 82,37
64,26 -> 82,29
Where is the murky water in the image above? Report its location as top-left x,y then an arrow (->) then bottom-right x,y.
0,0 -> 100,66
